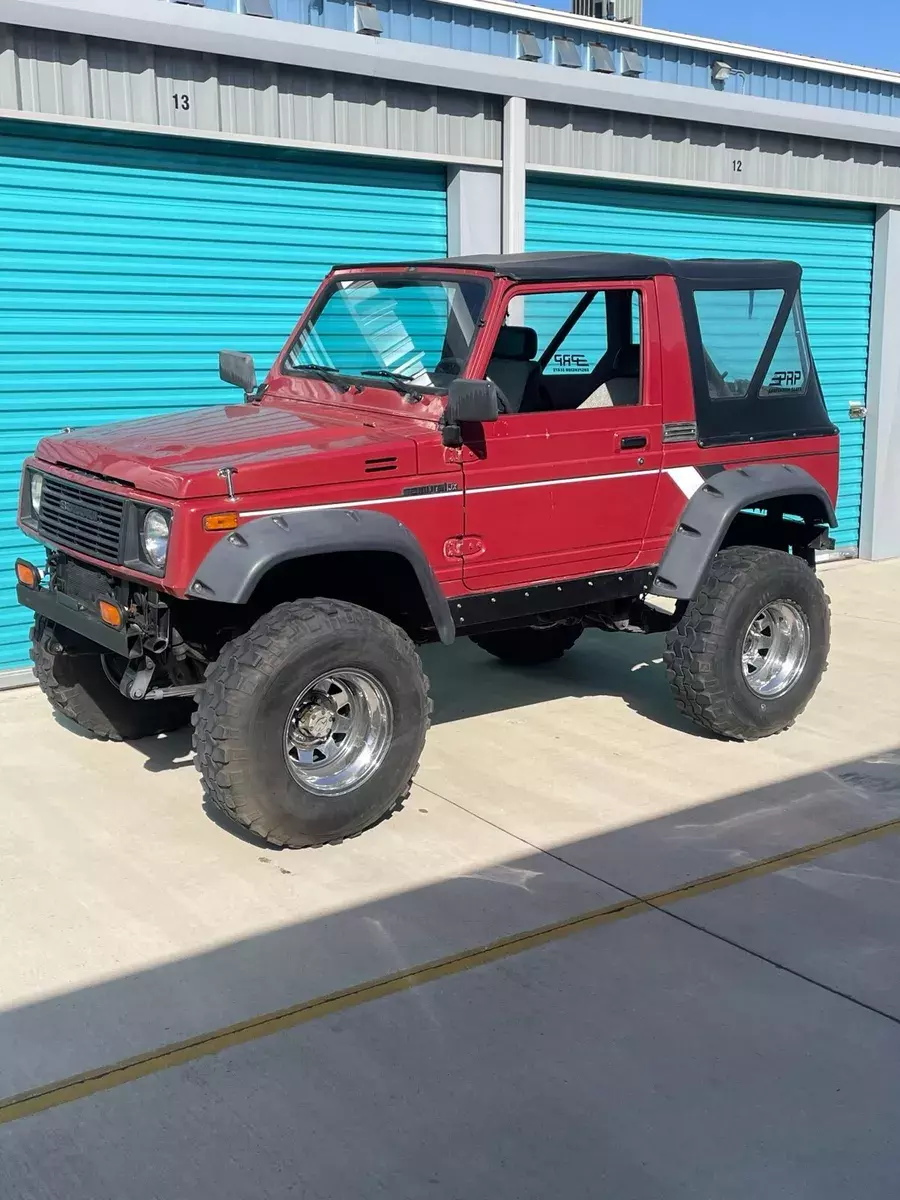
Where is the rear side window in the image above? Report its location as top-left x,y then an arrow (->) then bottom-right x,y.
694,289 -> 783,399
680,275 -> 830,448
760,298 -> 810,397
694,288 -> 811,401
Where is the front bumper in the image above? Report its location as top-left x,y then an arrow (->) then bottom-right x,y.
17,578 -> 135,658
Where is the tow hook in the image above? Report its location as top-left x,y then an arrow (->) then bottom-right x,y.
42,632 -> 65,656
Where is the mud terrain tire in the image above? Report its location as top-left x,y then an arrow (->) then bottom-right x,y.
193,598 -> 430,849
665,546 -> 829,741
31,623 -> 193,741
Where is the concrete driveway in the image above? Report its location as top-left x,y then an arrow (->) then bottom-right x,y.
1,558 -> 899,1198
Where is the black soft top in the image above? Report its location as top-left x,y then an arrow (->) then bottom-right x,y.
335,252 -> 802,286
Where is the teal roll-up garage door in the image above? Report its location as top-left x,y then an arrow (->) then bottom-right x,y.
0,123 -> 447,675
526,180 -> 873,550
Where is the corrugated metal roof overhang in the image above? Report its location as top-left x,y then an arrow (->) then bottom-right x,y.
4,0 -> 900,152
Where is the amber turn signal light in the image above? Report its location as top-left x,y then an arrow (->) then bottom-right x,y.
15,559 -> 39,588
202,512 -> 239,532
98,600 -> 124,629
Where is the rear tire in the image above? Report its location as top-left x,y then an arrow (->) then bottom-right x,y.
664,546 -> 829,741
31,623 -> 194,741
471,624 -> 583,666
193,598 -> 431,849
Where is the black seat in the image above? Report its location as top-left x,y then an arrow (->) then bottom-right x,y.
486,326 -> 540,413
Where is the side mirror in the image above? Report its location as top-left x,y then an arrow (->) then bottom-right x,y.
442,379 -> 501,446
446,378 -> 502,423
219,351 -> 257,398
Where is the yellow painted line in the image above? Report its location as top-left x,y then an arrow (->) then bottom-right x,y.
2,814 -> 899,1128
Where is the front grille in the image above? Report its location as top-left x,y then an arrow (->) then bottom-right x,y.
38,475 -> 125,564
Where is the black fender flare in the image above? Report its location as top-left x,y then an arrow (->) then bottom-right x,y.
650,464 -> 837,601
189,508 -> 455,645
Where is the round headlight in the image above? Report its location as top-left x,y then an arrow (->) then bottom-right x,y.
30,473 -> 43,516
141,509 -> 170,569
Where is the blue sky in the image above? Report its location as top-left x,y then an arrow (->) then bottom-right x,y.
645,1 -> 899,70
544,1 -> 900,72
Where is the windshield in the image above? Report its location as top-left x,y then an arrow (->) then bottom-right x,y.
283,275 -> 490,391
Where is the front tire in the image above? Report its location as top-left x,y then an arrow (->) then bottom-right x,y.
193,599 -> 431,849
471,623 -> 584,666
30,623 -> 194,741
664,546 -> 829,741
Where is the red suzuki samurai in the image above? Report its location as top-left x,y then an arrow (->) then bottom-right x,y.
16,252 -> 838,848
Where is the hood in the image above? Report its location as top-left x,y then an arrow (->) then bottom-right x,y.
34,399 -> 424,500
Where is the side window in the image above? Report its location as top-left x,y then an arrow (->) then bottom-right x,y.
525,291 -> 608,376
760,297 -> 810,397
694,289 -> 784,399
632,291 -> 642,347
487,286 -> 642,415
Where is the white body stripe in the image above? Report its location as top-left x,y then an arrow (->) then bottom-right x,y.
466,468 -> 659,497
239,466 -> 696,518
239,490 -> 461,518
666,466 -> 706,499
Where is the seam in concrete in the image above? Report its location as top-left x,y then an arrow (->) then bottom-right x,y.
1,813 -> 898,1129
429,785 -> 900,1034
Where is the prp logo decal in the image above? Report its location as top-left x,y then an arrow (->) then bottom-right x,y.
767,370 -> 804,391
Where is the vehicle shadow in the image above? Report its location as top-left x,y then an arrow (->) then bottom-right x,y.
134,628 -> 705,777
421,628 -> 705,736
3,748 -> 900,1200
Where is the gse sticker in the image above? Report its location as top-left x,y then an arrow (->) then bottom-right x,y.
552,352 -> 590,374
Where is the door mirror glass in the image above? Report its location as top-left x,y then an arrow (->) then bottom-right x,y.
219,350 -> 257,396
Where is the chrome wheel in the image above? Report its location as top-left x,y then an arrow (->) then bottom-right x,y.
741,600 -> 810,698
283,669 -> 393,795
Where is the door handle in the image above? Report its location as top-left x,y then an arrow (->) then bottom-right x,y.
620,435 -> 647,450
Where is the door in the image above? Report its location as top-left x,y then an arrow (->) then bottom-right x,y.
526,179 -> 875,550
460,281 -> 662,592
0,122 -> 447,674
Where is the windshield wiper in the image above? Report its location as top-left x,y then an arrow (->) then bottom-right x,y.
359,369 -> 425,401
293,363 -> 351,392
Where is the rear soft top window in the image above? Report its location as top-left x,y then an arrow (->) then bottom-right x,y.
678,272 -> 834,448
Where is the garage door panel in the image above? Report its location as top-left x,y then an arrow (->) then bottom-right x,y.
526,179 -> 872,551
0,124 -> 446,674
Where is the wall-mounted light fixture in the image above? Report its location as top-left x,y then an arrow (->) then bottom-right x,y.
711,60 -> 747,91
